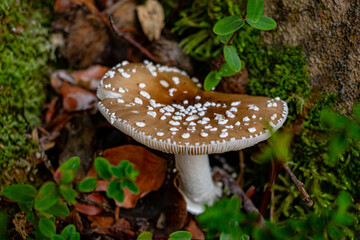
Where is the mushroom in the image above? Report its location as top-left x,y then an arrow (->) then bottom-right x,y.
97,60 -> 288,214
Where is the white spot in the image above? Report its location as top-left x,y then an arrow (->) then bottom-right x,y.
170,127 -> 179,131
252,115 -> 256,119
220,132 -> 228,138
132,110 -> 139,114
117,98 -> 124,103
275,97 -> 280,101
210,127 -> 218,131
134,97 -> 143,105
271,114 -> 277,120
248,127 -> 256,133
160,80 -> 169,88
267,102 -> 278,107
139,83 -> 146,88
132,68 -> 136,73
169,120 -> 180,126
231,101 -> 241,106
118,87 -> 126,93
136,122 -> 145,127
181,133 -> 190,139
172,76 -> 180,85
160,116 -> 166,120
243,116 -> 250,122
108,71 -> 115,78
226,110 -> 235,118
147,111 -> 157,118
121,72 -> 131,78
169,88 -> 177,97
172,116 -> 182,120
186,115 -> 199,121
140,91 -> 151,99
218,119 -> 229,125
235,121 -> 241,126
248,105 -> 259,111
192,77 -> 199,83
157,132 -> 164,136
195,95 -> 201,100
229,107 -> 238,112
200,132 -> 208,137
183,100 -> 189,105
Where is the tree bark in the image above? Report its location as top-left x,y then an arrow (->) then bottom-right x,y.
263,0 -> 360,111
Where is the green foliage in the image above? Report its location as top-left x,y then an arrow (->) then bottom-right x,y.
0,0 -> 54,170
197,192 -> 356,240
1,156 -> 139,239
204,0 -> 276,90
136,231 -> 192,240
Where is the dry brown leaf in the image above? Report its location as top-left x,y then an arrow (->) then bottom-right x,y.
136,0 -> 164,41
59,83 -> 98,112
111,218 -> 135,238
184,218 -> 205,240
72,65 -> 110,91
65,209 -> 84,233
87,215 -> 114,235
75,193 -> 104,216
164,179 -> 188,234
87,145 -> 167,208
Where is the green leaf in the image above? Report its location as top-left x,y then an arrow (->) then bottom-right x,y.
246,0 -> 264,22
18,202 -> 34,212
34,182 -> 60,211
224,45 -> 241,72
137,232 -> 153,240
59,170 -> 75,184
52,235 -> 65,240
94,157 -> 112,180
219,62 -> 238,77
61,224 -> 77,239
213,15 -> 244,35
246,16 -> 276,30
59,185 -> 78,204
106,179 -> 119,198
44,199 -> 70,217
109,165 -> 124,179
78,177 -> 98,192
39,217 -> 56,238
122,180 -> 139,194
125,163 -> 133,176
204,71 -> 222,91
113,188 -> 125,203
59,157 -> 80,174
169,231 -> 192,240
3,184 -> 37,203
218,33 -> 233,44
69,232 -> 80,240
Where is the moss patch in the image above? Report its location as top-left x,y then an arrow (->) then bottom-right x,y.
0,1 -> 54,170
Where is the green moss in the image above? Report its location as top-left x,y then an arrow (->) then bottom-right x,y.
0,1 -> 54,169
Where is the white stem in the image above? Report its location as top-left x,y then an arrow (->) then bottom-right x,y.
175,154 -> 221,214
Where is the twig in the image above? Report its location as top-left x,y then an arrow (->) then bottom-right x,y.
79,0 -> 158,62
77,195 -> 114,213
213,167 -> 264,224
281,162 -> 313,207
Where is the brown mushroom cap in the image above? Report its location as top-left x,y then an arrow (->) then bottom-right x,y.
97,61 -> 288,155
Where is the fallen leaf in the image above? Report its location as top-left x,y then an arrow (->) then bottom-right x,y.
87,145 -> 167,208
54,0 -> 83,12
44,97 -> 60,125
59,83 -> 98,112
50,70 -> 76,92
87,215 -> 114,235
184,217 -> 205,240
164,178 -> 188,234
111,218 -> 135,238
136,0 -> 164,41
75,193 -> 104,216
65,209 -> 84,233
72,65 -> 110,91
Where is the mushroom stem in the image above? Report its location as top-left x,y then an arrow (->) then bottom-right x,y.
175,154 -> 221,214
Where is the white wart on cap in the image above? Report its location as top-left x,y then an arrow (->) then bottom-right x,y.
97,60 -> 288,155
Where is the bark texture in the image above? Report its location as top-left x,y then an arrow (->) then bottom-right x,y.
263,0 -> 360,111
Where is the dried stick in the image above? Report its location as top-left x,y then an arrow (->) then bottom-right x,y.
213,167 -> 264,224
281,162 -> 313,207
79,0 -> 158,62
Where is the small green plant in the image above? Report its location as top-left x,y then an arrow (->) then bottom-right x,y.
204,0 -> 276,90
197,192 -> 356,240
2,156 -> 139,239
137,230 -> 192,240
